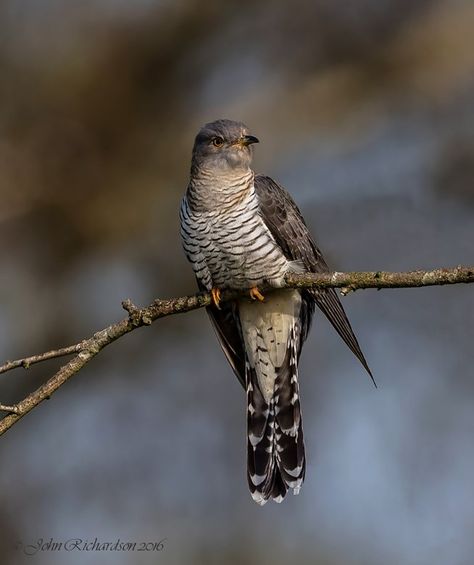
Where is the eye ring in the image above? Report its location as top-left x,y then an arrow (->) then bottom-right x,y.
212,136 -> 224,147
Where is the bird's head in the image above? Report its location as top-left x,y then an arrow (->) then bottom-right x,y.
191,119 -> 259,174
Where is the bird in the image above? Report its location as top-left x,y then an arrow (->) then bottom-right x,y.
180,119 -> 372,505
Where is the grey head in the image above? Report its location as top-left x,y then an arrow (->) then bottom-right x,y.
191,119 -> 259,175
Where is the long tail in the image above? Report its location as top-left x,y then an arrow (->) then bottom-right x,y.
246,324 -> 305,505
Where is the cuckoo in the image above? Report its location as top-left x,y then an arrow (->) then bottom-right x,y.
180,119 -> 372,505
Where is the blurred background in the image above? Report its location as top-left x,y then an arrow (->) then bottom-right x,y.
0,0 -> 473,563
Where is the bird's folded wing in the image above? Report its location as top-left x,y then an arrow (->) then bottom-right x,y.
196,278 -> 246,387
206,303 -> 246,387
254,174 -> 373,382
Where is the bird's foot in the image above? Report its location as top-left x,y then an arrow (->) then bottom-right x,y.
249,286 -> 265,302
211,287 -> 222,309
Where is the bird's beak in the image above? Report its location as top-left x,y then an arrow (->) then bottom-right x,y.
238,135 -> 259,146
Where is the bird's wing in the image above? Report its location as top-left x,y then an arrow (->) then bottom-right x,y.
254,174 -> 373,382
196,279 -> 246,388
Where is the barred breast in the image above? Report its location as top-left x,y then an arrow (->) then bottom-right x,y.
180,185 -> 290,291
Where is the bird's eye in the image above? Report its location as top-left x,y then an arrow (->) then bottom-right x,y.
212,136 -> 224,147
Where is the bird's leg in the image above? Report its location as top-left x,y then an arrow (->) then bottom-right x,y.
211,287 -> 222,309
249,286 -> 265,302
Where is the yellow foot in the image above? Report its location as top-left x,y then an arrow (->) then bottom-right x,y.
211,287 -> 222,309
249,286 -> 265,302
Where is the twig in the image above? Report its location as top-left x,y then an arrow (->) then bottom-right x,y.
0,404 -> 19,414
0,265 -> 473,437
0,344 -> 84,375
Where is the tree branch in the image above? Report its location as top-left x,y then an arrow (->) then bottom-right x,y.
0,344 -> 84,375
1,265 -> 473,437
285,265 -> 474,294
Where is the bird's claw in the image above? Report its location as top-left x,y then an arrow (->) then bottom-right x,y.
249,286 -> 265,302
211,287 -> 222,309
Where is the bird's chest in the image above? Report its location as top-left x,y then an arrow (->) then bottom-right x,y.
206,209 -> 261,272
188,204 -> 286,289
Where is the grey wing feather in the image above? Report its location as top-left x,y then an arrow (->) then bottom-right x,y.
206,304 -> 246,387
196,279 -> 246,388
254,174 -> 374,383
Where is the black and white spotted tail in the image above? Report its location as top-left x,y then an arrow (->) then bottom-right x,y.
246,324 -> 305,505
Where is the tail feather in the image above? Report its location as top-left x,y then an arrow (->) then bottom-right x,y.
246,324 -> 305,505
